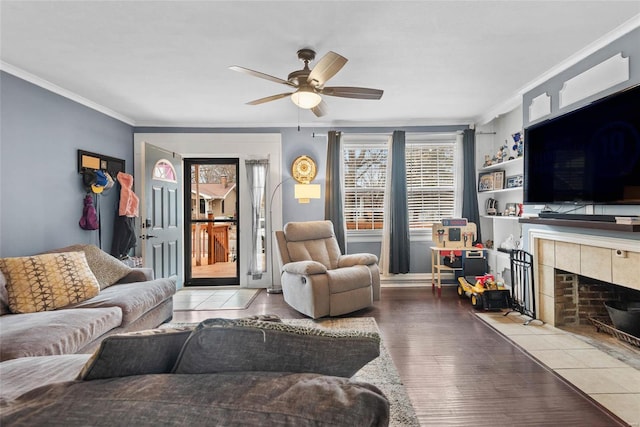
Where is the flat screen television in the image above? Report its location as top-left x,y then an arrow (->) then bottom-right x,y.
524,84 -> 640,205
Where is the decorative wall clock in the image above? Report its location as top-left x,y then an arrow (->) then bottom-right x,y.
291,155 -> 317,184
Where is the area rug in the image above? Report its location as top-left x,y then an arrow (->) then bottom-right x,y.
164,317 -> 419,426
173,288 -> 260,311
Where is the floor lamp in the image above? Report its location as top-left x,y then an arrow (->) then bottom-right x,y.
267,178 -> 290,294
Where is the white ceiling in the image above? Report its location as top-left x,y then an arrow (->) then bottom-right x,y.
1,1 -> 639,128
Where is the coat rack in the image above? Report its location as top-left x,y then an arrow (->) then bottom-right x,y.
77,149 -> 125,178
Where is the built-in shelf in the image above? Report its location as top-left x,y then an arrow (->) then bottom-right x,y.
479,187 -> 522,195
480,156 -> 523,171
481,215 -> 521,220
519,217 -> 640,232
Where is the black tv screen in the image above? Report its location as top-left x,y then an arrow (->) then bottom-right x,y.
524,84 -> 640,205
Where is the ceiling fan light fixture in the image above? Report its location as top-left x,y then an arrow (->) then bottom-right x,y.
291,89 -> 322,109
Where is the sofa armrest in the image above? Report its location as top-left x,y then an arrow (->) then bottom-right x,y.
338,253 -> 378,268
282,261 -> 327,275
117,268 -> 154,284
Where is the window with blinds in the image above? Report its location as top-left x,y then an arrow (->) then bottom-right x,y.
406,140 -> 456,229
343,143 -> 388,230
343,134 -> 457,231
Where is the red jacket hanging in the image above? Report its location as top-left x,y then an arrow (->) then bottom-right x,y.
117,172 -> 139,217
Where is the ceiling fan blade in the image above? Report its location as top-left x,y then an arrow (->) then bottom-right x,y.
321,86 -> 383,100
229,66 -> 295,87
246,92 -> 292,105
311,100 -> 328,117
307,51 -> 347,87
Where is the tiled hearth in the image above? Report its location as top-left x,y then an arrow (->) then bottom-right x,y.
478,312 -> 640,426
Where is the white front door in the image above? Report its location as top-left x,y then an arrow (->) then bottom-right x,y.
138,143 -> 183,287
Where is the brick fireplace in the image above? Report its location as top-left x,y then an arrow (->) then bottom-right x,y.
529,230 -> 640,327
553,270 -> 640,327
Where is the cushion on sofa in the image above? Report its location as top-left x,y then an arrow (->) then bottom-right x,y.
326,264 -> 372,294
0,306 -> 123,361
173,318 -> 381,377
78,326 -> 193,380
0,252 -> 100,314
116,268 -> 153,284
0,354 -> 91,404
71,277 -> 176,326
1,373 -> 390,427
45,244 -> 132,290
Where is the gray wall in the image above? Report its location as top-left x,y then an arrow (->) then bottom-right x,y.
520,27 -> 640,250
0,72 -> 133,257
280,128 -> 327,226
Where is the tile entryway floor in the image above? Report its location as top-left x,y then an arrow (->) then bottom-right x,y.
477,311 -> 640,427
173,287 -> 260,311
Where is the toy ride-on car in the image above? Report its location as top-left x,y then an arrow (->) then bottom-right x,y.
457,273 -> 512,310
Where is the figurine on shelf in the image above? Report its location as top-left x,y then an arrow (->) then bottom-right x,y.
512,132 -> 524,157
496,144 -> 507,163
500,234 -> 518,251
483,154 -> 492,167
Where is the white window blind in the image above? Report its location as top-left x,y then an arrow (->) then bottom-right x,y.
343,134 -> 457,231
343,143 -> 388,230
406,138 -> 456,229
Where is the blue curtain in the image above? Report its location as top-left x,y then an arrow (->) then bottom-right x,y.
461,129 -> 482,243
324,131 -> 346,253
389,130 -> 410,273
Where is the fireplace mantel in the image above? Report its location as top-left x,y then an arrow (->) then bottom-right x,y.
528,229 -> 640,326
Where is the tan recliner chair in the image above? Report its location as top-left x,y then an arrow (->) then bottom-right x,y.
275,220 -> 381,319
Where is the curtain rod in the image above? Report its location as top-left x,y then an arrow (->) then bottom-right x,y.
476,131 -> 497,135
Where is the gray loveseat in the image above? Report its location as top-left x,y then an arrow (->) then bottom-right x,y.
0,244 -> 175,362
0,317 -> 390,426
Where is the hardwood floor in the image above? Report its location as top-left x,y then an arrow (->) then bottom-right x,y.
173,286 -> 628,426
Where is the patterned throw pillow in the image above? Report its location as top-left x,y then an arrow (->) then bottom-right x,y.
45,244 -> 132,289
0,252 -> 100,314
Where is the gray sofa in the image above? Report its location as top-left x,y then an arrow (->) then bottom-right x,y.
0,317 -> 390,426
0,244 -> 175,362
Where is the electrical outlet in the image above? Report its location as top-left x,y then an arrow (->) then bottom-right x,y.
615,249 -> 627,258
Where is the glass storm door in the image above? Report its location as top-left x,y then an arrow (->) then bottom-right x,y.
184,158 -> 239,286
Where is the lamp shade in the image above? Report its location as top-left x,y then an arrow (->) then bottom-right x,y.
294,184 -> 321,203
291,89 -> 322,109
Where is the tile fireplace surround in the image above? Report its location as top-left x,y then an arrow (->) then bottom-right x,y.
530,230 -> 640,326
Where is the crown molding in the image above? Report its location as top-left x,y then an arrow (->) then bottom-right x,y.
474,14 -> 640,126
1,61 -> 135,125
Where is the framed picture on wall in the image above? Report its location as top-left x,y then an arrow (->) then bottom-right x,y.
493,170 -> 505,190
478,172 -> 494,192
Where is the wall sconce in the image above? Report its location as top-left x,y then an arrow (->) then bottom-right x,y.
294,183 -> 321,203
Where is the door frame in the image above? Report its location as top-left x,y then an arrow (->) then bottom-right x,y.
134,133 -> 282,288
